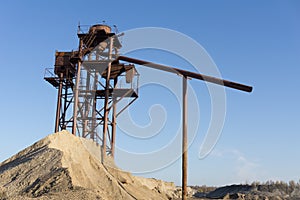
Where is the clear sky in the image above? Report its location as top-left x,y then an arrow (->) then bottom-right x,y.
0,1 -> 299,186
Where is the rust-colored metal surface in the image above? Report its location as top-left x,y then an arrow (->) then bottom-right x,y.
83,61 -> 134,79
182,76 -> 188,200
117,56 -> 253,93
45,24 -> 139,157
45,23 -> 252,200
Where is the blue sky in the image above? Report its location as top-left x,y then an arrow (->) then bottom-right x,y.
0,1 -> 299,186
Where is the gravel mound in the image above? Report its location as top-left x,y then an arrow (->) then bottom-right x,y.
0,131 -> 180,200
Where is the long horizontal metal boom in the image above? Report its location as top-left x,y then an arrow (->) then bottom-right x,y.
117,56 -> 252,93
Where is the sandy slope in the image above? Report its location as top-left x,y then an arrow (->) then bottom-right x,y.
0,131 -> 181,200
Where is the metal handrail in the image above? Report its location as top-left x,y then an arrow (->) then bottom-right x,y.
44,68 -> 56,78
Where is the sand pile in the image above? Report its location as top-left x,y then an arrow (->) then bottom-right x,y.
0,131 -> 181,200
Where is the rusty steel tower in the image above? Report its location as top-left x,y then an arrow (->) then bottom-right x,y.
45,24 -> 139,158
45,23 -> 252,200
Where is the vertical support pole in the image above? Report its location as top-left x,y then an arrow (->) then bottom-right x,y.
91,71 -> 98,141
61,75 -> 69,130
182,76 -> 188,200
111,77 -> 118,158
55,73 -> 63,133
72,38 -> 83,135
102,37 -> 114,161
83,70 -> 91,138
111,46 -> 119,157
62,81 -> 67,128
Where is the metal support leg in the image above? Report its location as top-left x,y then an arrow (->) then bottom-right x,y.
91,72 -> 98,141
102,37 -> 114,161
72,39 -> 83,135
55,73 -> 63,133
111,77 -> 118,158
62,80 -> 68,129
83,70 -> 91,138
182,76 -> 188,200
